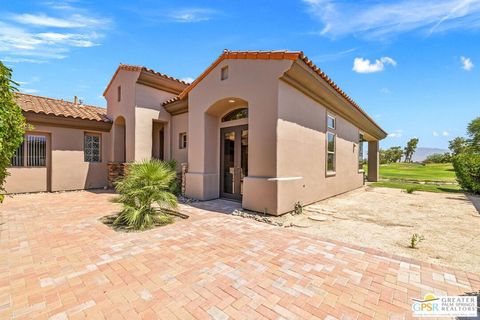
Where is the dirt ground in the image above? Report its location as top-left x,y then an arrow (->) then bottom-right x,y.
279,186 -> 480,274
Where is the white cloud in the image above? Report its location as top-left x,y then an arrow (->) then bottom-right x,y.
20,88 -> 39,94
1,4 -> 111,63
167,8 -> 218,23
460,56 -> 474,70
381,87 -> 392,94
353,57 -> 397,73
433,130 -> 450,136
11,13 -> 94,28
302,0 -> 480,39
180,77 -> 195,83
388,129 -> 403,138
311,47 -> 357,62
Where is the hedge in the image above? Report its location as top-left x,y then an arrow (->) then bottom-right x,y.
453,153 -> 480,194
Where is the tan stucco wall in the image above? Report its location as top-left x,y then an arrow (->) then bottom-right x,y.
5,168 -> 48,193
276,81 -> 363,214
170,112 -> 188,170
105,69 -> 139,162
4,123 -> 110,194
134,84 -> 177,161
185,58 -> 293,214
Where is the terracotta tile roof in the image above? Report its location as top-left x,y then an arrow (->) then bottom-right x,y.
103,63 -> 190,96
15,92 -> 111,123
164,50 -> 300,104
162,50 -> 385,136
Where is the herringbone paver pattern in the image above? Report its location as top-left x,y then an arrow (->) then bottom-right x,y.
0,191 -> 478,319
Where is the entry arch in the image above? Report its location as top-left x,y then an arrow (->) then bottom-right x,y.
205,97 -> 250,200
113,116 -> 126,162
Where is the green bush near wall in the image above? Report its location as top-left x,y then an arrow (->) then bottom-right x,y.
453,153 -> 480,194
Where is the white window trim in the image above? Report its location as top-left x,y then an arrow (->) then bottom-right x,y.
326,132 -> 336,176
327,114 -> 336,130
179,132 -> 187,149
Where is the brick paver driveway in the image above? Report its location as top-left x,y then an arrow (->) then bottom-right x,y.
1,191 -> 478,319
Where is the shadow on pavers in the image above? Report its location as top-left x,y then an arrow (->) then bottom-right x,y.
466,194 -> 480,216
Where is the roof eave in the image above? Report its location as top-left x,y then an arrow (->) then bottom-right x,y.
24,111 -> 112,131
282,60 -> 387,140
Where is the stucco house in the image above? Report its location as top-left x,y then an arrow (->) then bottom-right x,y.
5,50 -> 387,215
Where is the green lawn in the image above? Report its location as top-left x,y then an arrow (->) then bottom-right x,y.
365,162 -> 460,193
368,163 -> 457,182
370,181 -> 462,193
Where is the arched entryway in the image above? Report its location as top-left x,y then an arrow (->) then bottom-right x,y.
113,116 -> 126,162
209,98 -> 249,200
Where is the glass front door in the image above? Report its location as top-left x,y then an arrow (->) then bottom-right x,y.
220,125 -> 248,200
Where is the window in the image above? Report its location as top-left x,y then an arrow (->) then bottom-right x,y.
327,114 -> 336,129
358,133 -> 365,171
10,134 -> 47,167
84,133 -> 101,162
221,108 -> 248,122
327,132 -> 336,173
11,142 -> 24,167
179,132 -> 187,149
221,66 -> 228,80
117,86 -> 121,102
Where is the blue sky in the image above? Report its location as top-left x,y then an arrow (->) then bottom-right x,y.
1,0 -> 479,149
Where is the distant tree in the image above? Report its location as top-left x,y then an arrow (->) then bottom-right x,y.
466,117 -> 480,152
404,138 -> 419,162
391,146 -> 404,163
449,137 -> 468,156
423,153 -> 452,164
379,149 -> 389,164
0,62 -> 26,202
380,146 -> 404,164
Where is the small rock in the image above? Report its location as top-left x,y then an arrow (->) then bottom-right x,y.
308,215 -> 328,222
292,221 -> 311,228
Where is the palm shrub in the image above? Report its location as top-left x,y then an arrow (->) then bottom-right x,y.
453,153 -> 480,194
114,159 -> 178,230
164,159 -> 181,195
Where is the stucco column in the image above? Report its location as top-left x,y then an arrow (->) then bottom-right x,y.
367,140 -> 379,182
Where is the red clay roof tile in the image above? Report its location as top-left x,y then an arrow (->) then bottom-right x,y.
15,92 -> 111,123
103,64 -> 190,96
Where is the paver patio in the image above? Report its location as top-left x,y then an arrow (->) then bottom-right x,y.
1,191 -> 479,319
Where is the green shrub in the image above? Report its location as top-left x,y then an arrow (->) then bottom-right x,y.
0,62 -> 27,202
164,159 -> 181,195
453,153 -> 480,194
405,186 -> 417,194
114,159 -> 177,230
293,201 -> 303,215
409,233 -> 425,249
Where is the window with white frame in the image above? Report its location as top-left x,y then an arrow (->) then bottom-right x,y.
179,132 -> 187,149
84,133 -> 101,162
327,132 -> 336,173
10,134 -> 47,167
358,133 -> 365,171
327,114 -> 336,129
